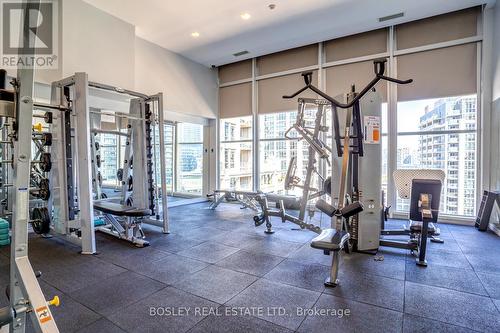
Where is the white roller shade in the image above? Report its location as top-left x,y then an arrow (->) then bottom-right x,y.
397,43 -> 477,102
219,83 -> 252,118
258,71 -> 318,114
326,61 -> 387,102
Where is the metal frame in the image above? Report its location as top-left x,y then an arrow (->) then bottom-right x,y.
1,1 -> 60,331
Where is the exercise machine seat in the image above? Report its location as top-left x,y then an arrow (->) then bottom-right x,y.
311,228 -> 349,251
93,201 -> 151,217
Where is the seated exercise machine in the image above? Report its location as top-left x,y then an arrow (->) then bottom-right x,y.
0,2 -> 61,330
275,58 -> 413,286
377,169 -> 445,266
207,189 -> 262,213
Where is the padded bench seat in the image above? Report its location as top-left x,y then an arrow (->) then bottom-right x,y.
93,201 -> 151,217
311,228 -> 349,251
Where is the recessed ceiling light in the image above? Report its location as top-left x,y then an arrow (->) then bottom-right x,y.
240,13 -> 251,20
191,32 -> 200,38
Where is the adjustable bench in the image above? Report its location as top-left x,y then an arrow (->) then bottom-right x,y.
93,200 -> 152,247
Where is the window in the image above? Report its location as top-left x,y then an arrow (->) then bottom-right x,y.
259,110 -> 313,196
177,123 -> 203,195
97,133 -> 119,186
395,95 -> 477,216
220,116 -> 253,190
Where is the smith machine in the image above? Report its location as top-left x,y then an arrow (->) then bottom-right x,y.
46,74 -> 169,251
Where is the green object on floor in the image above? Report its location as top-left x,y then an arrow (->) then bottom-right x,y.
0,218 -> 8,230
94,218 -> 106,227
0,233 -> 8,241
0,238 -> 9,246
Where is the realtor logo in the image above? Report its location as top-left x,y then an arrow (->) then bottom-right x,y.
1,0 -> 59,68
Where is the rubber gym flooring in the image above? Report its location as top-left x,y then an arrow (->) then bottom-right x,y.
0,202 -> 499,332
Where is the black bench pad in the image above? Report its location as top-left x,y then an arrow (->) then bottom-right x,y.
94,201 -> 151,217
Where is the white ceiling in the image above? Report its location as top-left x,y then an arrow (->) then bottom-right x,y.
83,0 -> 495,67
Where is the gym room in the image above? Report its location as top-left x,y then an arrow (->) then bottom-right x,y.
0,0 -> 499,332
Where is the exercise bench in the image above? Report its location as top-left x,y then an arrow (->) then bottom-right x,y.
93,200 -> 151,247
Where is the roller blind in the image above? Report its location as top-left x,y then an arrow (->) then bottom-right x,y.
397,43 -> 477,102
325,28 -> 388,63
219,82 -> 252,118
326,61 -> 387,102
396,7 -> 479,50
219,60 -> 252,84
257,44 -> 318,76
258,71 -> 318,114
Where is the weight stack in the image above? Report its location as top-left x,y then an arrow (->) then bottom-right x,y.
0,218 -> 10,246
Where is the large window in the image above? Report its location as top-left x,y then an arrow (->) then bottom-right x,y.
220,116 -> 253,190
395,95 -> 477,216
177,123 -> 203,195
97,133 -> 119,186
259,111 -> 313,196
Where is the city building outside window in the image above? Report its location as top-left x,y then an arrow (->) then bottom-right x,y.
394,95 -> 477,216
219,116 -> 253,191
177,122 -> 204,195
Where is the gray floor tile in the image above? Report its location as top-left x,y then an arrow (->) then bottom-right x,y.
477,271 -> 500,300
148,234 -> 205,253
406,249 -> 471,269
40,257 -> 127,293
405,263 -> 488,296
404,281 -> 500,332
227,278 -> 320,330
129,253 -> 208,285
173,226 -> 230,242
75,318 -> 127,333
189,306 -> 292,333
323,269 -> 405,312
243,237 -> 303,258
174,265 -> 258,304
342,252 -> 406,280
463,252 -> 500,275
402,314 -> 477,333
215,250 -> 283,276
69,271 -> 166,316
108,286 -> 218,333
297,293 -> 403,333
96,244 -> 170,270
270,227 -> 317,244
177,241 -> 240,263
288,243 -> 333,266
0,253 -> 8,267
264,259 -> 329,292
494,299 -> 500,313
208,229 -> 265,248
32,281 -> 101,333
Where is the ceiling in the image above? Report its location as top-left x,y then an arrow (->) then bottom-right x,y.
83,0 -> 495,67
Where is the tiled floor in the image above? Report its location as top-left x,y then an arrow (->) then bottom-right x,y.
1,202 -> 499,332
